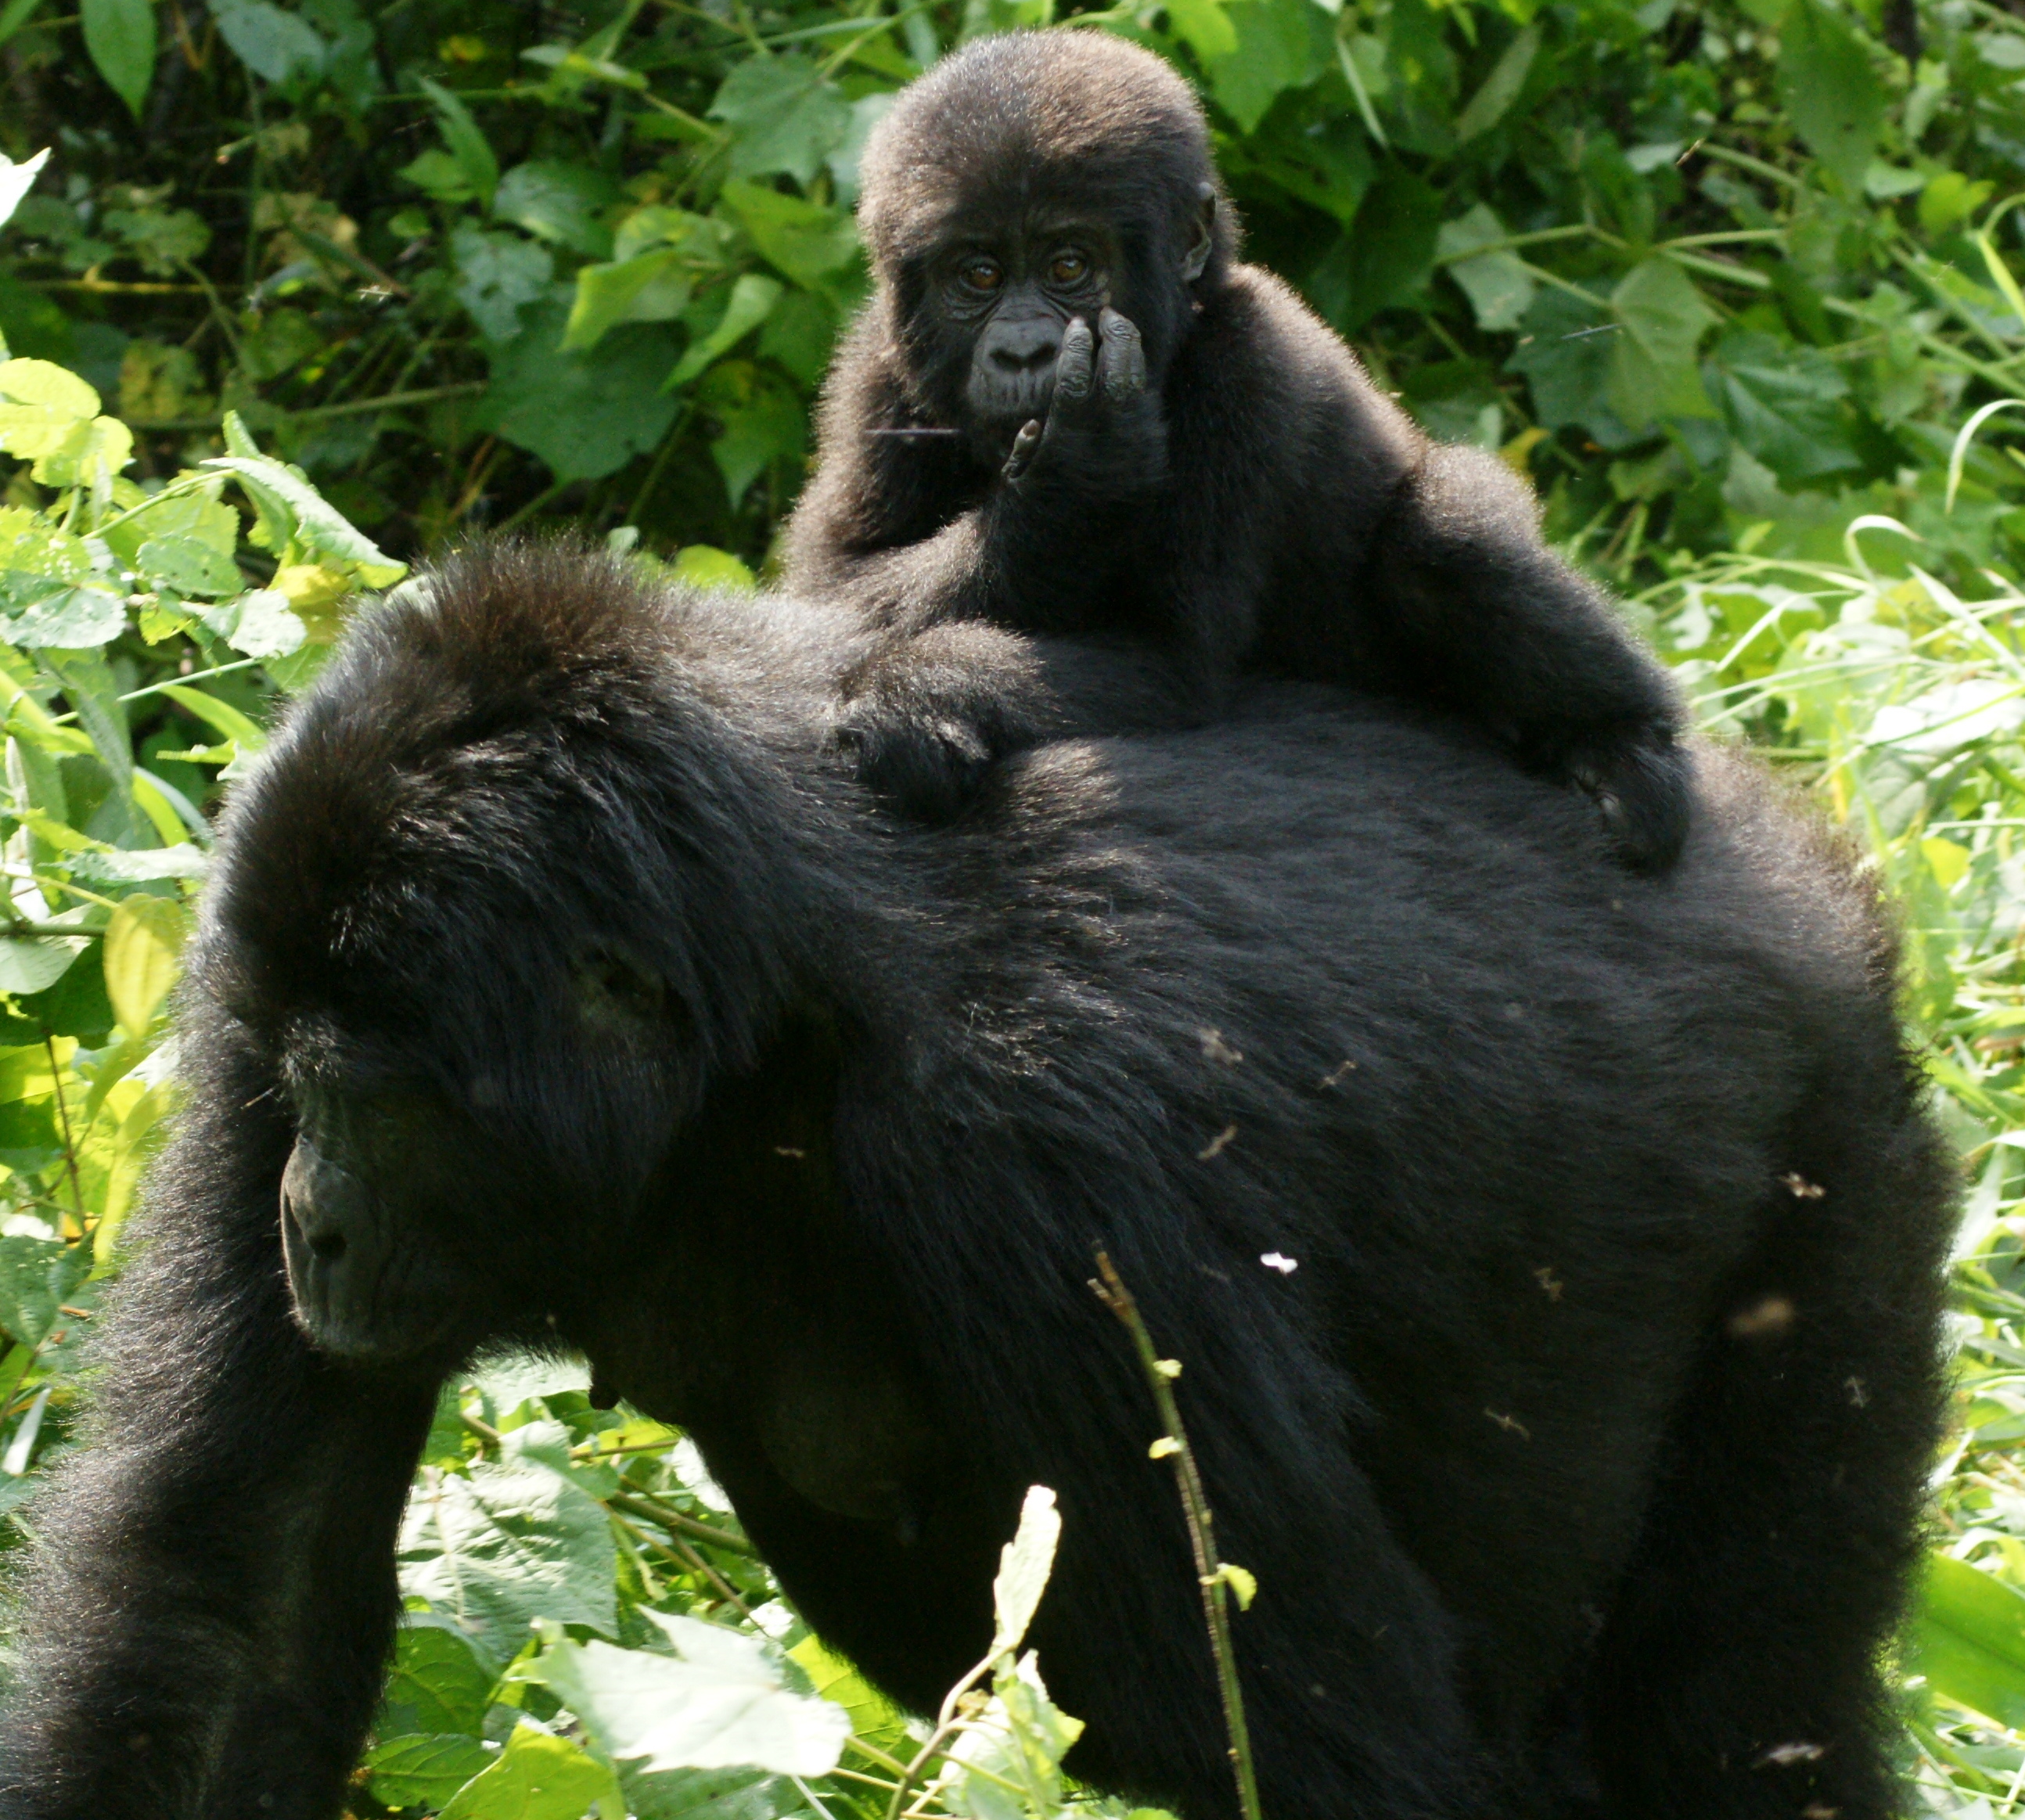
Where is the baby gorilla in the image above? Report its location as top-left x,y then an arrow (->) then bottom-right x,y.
783,30 -> 1690,869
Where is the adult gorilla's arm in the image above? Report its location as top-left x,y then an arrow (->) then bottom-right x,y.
0,1016 -> 436,1820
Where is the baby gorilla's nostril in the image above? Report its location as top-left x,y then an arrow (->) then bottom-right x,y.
309,1231 -> 347,1264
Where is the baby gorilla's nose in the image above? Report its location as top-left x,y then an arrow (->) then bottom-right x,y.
987,317 -> 1061,372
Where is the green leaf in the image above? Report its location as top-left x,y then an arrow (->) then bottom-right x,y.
437,1722 -> 620,1820
524,1612 -> 851,1775
0,1235 -> 85,1347
379,1623 -> 498,1738
81,0 -> 155,118
1309,171 -> 1440,332
667,275 -> 783,390
198,588 -> 306,660
474,297 -> 680,483
1454,24 -> 1538,141
786,1636 -> 908,1754
200,434 -> 407,587
1606,257 -> 1717,428
103,894 -> 186,1035
991,1484 -> 1060,1653
419,77 -> 500,210
156,682 -> 267,751
695,361 -> 804,505
1437,203 -> 1535,331
450,225 -> 556,345
1776,0 -> 1884,194
1166,0 -> 1237,62
671,545 -> 756,592
1205,0 -> 1331,133
1505,288 -> 1639,448
719,182 -> 859,290
495,161 -> 619,261
1911,1552 -> 2025,1727
1706,329 -> 1859,484
397,1420 -> 619,1667
135,533 -> 240,599
709,56 -> 852,186
211,0 -> 325,84
103,206 -> 210,275
565,250 -> 693,353
3,583 -> 127,649
366,1735 -> 498,1811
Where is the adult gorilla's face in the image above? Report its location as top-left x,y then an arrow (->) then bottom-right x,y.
266,942 -> 688,1366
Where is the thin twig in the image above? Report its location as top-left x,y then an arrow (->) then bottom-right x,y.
43,1033 -> 84,1231
605,1489 -> 757,1556
1092,1250 -> 1263,1820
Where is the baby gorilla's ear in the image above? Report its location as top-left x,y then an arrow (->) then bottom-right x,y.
1183,182 -> 1217,283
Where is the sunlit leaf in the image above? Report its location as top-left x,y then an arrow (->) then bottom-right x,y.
103,895 -> 187,1037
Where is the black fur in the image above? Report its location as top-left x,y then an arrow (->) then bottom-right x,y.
0,545 -> 1952,1819
784,31 -> 1692,871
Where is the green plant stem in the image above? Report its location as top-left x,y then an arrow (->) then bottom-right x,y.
43,1033 -> 83,1228
0,921 -> 104,938
126,379 -> 485,432
495,475 -> 575,535
604,1489 -> 757,1556
1092,1250 -> 1263,1820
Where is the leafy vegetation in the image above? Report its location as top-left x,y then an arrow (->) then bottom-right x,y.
10,0 -> 2025,1811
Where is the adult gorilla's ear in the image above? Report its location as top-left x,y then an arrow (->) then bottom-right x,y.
1182,182 -> 1218,283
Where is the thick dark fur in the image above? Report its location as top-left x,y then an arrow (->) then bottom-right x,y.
0,545 -> 1951,1819
783,31 -> 1691,869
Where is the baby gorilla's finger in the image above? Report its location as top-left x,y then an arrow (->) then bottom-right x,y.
1055,317 -> 1096,402
1097,308 -> 1146,400
1002,419 -> 1043,481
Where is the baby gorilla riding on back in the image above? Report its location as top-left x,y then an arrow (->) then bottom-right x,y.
786,31 -> 1689,869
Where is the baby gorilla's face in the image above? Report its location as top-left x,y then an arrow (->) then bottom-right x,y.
934,214 -> 1117,433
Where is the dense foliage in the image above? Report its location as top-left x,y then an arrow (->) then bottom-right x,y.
10,0 -> 2025,1812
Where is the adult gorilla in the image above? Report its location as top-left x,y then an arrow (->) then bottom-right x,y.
0,545 -> 1951,1820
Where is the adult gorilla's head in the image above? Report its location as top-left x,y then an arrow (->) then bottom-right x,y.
855,31 -> 1236,451
196,545 -> 833,1365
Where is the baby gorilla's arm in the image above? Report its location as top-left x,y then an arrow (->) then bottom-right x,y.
1369,443 -> 1690,872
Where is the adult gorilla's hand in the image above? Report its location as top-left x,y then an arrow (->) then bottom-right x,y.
1002,308 -> 1166,499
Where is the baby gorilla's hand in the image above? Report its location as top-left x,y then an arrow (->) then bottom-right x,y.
1552,722 -> 1692,874
1003,308 -> 1166,498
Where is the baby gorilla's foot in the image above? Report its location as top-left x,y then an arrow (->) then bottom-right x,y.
1559,724 -> 1692,874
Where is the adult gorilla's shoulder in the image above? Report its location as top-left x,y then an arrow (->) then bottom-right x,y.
0,544 -> 1950,1820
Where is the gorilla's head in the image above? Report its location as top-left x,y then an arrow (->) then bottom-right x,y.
196,546 -> 826,1365
854,31 -> 1238,450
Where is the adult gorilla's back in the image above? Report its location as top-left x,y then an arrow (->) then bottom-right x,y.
0,547 -> 1951,1820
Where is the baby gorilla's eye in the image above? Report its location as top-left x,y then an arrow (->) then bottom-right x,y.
959,257 -> 1003,293
1049,250 -> 1089,285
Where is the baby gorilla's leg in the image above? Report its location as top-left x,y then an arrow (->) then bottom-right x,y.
1372,444 -> 1692,873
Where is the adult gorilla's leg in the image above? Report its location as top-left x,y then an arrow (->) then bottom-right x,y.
0,1041 -> 438,1820
1582,1110 -> 1951,1818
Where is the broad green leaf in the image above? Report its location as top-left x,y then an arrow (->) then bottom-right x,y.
1311,171 -> 1440,332
135,533 -> 240,599
1166,0 -> 1237,61
99,480 -> 236,573
0,505 -> 91,582
1606,257 -> 1717,428
1454,25 -> 1538,141
366,1735 -> 497,1811
450,225 -> 556,345
103,894 -> 186,1036
1706,329 -> 1860,484
23,414 -> 134,488
1437,204 -> 1535,331
695,361 -> 804,505
199,588 -> 306,660
436,1722 -> 620,1820
786,1635 -> 908,1754
1777,0 -> 1884,193
621,1762 -> 810,1820
212,0 -> 326,85
527,1612 -> 851,1775
709,56 -> 852,185
157,682 -> 267,750
1505,288 -> 1638,448
379,1622 -> 497,1738
495,161 -> 619,261
0,929 -> 89,1000
398,1423 -> 619,1667
719,183 -> 858,289
1911,1552 -> 2025,1727
4,583 -> 127,649
992,1484 -> 1060,1653
419,77 -> 499,209
0,149 -> 49,232
66,843 -> 204,884
474,297 -> 680,482
0,1235 -> 85,1347
667,276 -> 783,390
0,358 -> 97,423
566,250 -> 693,353
81,0 -> 155,118
1206,0 -> 1331,133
